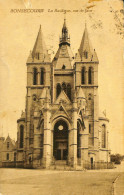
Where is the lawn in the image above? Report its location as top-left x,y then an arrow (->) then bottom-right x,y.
0,168 -> 122,195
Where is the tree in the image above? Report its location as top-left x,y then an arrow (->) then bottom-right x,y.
110,154 -> 124,164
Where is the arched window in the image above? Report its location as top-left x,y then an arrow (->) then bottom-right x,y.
89,124 -> 91,134
62,64 -> 66,69
88,67 -> 92,84
6,153 -> 9,160
62,83 -> 66,93
37,53 -> 39,60
88,94 -> 94,115
67,84 -> 71,100
40,120 -> 44,158
77,121 -> 81,158
40,68 -> 44,85
32,94 -> 37,101
20,125 -> 24,148
88,93 -> 92,101
14,153 -> 16,161
33,68 -> 38,85
81,67 -> 85,84
7,142 -> 9,149
101,124 -> 106,148
84,51 -> 88,59
56,83 -> 61,98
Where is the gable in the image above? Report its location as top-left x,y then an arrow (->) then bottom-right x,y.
55,90 -> 71,104
51,103 -> 72,122
53,45 -> 74,69
3,136 -> 16,151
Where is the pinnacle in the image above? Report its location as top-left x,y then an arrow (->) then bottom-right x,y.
77,87 -> 85,99
63,18 -> 66,29
59,19 -> 70,46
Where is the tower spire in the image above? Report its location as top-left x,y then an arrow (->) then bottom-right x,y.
76,24 -> 98,62
59,19 -> 70,46
79,24 -> 91,57
30,25 -> 50,62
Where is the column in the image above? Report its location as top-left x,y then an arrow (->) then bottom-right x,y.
38,68 -> 40,85
85,67 -> 88,85
33,117 -> 41,167
71,92 -> 77,168
43,89 -> 52,168
81,116 -> 89,168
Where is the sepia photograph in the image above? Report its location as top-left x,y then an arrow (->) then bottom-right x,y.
0,0 -> 124,194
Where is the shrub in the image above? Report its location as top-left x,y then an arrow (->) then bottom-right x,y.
110,154 -> 124,164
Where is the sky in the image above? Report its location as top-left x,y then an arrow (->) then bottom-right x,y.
0,0 -> 124,154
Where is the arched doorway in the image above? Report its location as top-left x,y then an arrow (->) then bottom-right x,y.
91,157 -> 94,169
53,120 -> 68,160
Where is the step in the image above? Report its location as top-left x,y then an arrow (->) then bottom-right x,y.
55,160 -> 67,165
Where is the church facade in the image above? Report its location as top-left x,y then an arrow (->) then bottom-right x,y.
16,20 -> 111,169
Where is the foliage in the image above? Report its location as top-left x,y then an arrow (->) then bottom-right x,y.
110,154 -> 124,164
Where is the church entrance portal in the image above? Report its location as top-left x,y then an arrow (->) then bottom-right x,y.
53,120 -> 68,160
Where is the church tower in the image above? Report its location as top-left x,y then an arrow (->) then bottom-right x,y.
52,19 -> 78,167
22,25 -> 51,167
75,24 -> 99,163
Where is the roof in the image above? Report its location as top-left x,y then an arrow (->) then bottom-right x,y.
99,111 -> 109,122
17,111 -> 25,123
40,88 -> 47,99
53,44 -> 74,69
21,111 -> 25,119
27,25 -> 51,63
5,135 -> 16,147
77,87 -> 85,99
76,24 -> 99,63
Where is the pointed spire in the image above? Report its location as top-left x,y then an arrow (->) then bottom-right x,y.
7,133 -> 10,139
77,86 -> 85,99
44,89 -> 50,109
63,18 -> 66,27
30,25 -> 50,62
53,18 -> 74,69
59,19 -> 70,46
46,88 -> 50,100
78,24 -> 92,58
40,88 -> 47,99
76,24 -> 98,62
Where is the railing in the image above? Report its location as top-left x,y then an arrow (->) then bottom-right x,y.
83,160 -> 114,170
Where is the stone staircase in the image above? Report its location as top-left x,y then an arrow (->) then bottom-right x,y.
36,159 -> 84,170
50,160 -> 68,170
49,160 -> 83,171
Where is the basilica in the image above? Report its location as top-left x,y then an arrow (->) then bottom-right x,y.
16,20 -> 111,169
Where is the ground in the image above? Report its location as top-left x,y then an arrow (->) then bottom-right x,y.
0,162 -> 124,195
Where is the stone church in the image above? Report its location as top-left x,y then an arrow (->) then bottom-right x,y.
16,20 -> 111,169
